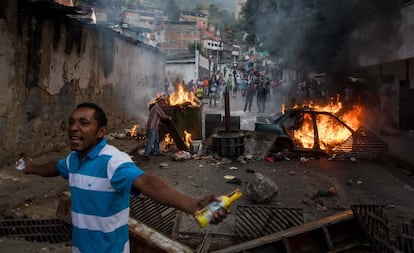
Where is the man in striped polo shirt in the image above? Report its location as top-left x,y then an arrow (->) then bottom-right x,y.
23,102 -> 225,253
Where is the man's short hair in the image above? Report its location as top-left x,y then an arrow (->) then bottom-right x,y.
76,103 -> 108,128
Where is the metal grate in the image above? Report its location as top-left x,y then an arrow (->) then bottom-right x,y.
351,205 -> 402,253
399,222 -> 414,253
0,219 -> 72,243
129,196 -> 177,236
235,205 -> 303,241
334,126 -> 388,160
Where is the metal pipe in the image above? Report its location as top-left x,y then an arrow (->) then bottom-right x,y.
224,86 -> 230,132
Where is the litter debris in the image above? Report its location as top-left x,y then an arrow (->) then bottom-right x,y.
221,157 -> 232,164
316,203 -> 327,211
173,151 -> 191,160
226,177 -> 242,185
229,166 -> 238,170
15,158 -> 25,171
159,162 -> 169,168
246,168 -> 255,173
347,179 -> 363,185
224,175 -> 236,180
289,171 -> 297,176
300,157 -> 309,163
313,186 -> 337,198
224,175 -> 241,185
245,154 -> 253,159
350,157 -> 357,163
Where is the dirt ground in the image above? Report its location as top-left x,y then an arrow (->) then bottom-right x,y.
1,100 -> 414,252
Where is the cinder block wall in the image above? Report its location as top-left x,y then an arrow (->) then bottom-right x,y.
0,1 -> 165,166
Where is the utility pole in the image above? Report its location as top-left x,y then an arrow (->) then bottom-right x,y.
194,23 -> 198,81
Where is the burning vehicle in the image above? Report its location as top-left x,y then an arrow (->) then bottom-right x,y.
255,97 -> 388,159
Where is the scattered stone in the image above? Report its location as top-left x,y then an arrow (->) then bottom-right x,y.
246,173 -> 278,203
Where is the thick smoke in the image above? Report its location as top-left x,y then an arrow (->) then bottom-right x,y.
336,1 -> 403,69
252,0 -> 403,72
253,0 -> 346,71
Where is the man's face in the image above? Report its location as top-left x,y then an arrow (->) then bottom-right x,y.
68,107 -> 106,158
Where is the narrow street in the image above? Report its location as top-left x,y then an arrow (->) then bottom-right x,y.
1,95 -> 413,252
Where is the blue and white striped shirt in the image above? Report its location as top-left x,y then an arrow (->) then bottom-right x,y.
57,139 -> 144,253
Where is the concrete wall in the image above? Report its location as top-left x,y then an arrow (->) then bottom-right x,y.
334,3 -> 414,73
331,3 -> 414,130
0,1 -> 165,166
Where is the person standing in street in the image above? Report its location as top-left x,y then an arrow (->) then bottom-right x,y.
256,82 -> 266,113
244,82 -> 256,112
209,76 -> 218,107
144,97 -> 171,158
23,102 -> 227,253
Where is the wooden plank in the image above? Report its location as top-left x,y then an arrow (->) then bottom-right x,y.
128,217 -> 194,253
211,210 -> 355,253
322,227 -> 335,252
170,211 -> 183,240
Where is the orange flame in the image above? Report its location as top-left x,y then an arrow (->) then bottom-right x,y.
289,95 -> 363,151
164,133 -> 174,149
163,130 -> 193,149
128,125 -> 139,137
169,84 -> 199,106
183,130 -> 192,148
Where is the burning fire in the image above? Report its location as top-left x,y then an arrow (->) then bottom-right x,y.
163,130 -> 193,149
284,95 -> 363,151
168,84 -> 199,106
183,130 -> 192,148
128,124 -> 139,138
164,133 -> 174,149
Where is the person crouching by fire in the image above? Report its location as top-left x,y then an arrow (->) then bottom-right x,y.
144,97 -> 172,159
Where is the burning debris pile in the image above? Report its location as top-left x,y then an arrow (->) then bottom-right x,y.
125,85 -> 202,155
